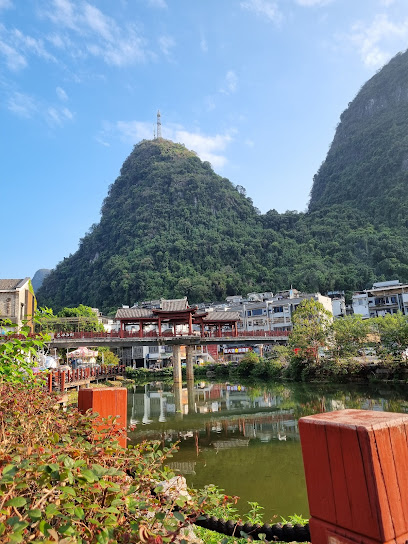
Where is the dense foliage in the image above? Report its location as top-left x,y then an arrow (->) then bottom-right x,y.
0,321 -> 49,384
38,51 -> 408,311
37,306 -> 104,333
0,383 -> 225,543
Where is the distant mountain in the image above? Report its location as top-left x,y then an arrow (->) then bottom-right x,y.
32,269 -> 51,292
38,140 -> 266,312
309,48 -> 408,227
38,51 -> 408,312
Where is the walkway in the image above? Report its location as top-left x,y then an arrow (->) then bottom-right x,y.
49,329 -> 289,349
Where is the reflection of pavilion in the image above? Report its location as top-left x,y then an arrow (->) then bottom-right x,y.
129,383 -> 299,448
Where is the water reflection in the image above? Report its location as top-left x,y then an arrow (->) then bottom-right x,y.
127,381 -> 408,520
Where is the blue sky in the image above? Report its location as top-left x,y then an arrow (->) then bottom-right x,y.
2,0 -> 408,279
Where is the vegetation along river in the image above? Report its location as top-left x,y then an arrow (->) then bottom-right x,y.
126,380 -> 408,523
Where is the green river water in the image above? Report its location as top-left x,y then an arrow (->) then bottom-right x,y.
126,380 -> 408,523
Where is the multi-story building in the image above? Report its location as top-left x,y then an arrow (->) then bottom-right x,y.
230,289 -> 333,333
0,278 -> 36,333
352,280 -> 408,318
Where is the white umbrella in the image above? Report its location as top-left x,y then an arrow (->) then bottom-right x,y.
67,347 -> 98,359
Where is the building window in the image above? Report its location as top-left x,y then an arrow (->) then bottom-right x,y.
6,298 -> 11,315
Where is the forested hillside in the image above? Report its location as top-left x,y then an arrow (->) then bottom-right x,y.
38,50 -> 408,313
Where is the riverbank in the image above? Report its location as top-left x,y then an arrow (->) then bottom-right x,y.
125,356 -> 408,385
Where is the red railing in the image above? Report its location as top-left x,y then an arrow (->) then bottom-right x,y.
51,329 -> 290,340
45,365 -> 126,392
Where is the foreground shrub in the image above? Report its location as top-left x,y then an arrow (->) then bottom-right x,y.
0,384 -> 216,543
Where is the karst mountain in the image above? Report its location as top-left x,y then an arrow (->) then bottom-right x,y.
38,49 -> 408,313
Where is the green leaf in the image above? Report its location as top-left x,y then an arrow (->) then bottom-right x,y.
173,511 -> 185,522
38,520 -> 52,535
63,456 -> 75,469
2,464 -> 17,477
5,497 -> 26,508
45,503 -> 59,516
80,469 -> 97,482
73,506 -> 85,519
27,509 -> 42,520
95,528 -> 111,544
59,523 -> 76,536
61,486 -> 76,497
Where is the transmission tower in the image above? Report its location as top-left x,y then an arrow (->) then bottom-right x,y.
157,110 -> 162,139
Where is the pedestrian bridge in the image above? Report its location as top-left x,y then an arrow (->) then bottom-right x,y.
49,329 -> 289,349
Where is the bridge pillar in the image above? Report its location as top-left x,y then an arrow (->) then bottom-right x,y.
173,381 -> 183,420
299,409 -> 408,544
185,345 -> 194,381
187,378 -> 195,414
172,345 -> 182,383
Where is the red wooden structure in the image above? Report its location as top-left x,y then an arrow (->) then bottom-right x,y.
46,365 -> 126,391
78,387 -> 127,448
52,329 -> 289,340
115,298 -> 241,338
299,409 -> 408,544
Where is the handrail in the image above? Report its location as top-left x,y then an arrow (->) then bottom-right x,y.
49,330 -> 290,340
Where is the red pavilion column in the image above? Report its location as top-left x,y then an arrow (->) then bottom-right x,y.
158,317 -> 162,337
188,313 -> 193,335
139,320 -> 143,338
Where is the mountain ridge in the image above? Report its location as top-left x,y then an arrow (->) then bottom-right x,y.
38,50 -> 408,312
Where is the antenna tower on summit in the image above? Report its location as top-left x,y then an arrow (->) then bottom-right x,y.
157,110 -> 162,139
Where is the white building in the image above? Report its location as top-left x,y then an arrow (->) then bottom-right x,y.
236,290 -> 333,333
352,280 -> 408,318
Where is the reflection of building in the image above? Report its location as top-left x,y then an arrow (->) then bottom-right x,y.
129,382 -> 297,440
0,278 -> 36,333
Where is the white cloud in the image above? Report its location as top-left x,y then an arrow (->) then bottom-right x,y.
240,0 -> 283,24
12,29 -> 56,62
7,92 -> 37,117
158,35 -> 175,57
173,129 -> 232,168
0,0 -> 13,10
56,86 -> 68,101
380,0 -> 395,6
220,70 -> 238,94
200,36 -> 208,53
46,0 -> 78,30
295,0 -> 332,6
115,120 -> 154,142
82,4 -> 113,41
0,21 -> 56,72
46,105 -> 73,125
346,14 -> 408,68
42,0 -> 152,66
108,120 -> 234,169
148,0 -> 167,7
0,38 -> 27,70
6,89 -> 73,127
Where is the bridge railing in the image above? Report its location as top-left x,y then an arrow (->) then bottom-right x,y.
50,329 -> 290,340
44,365 -> 127,392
